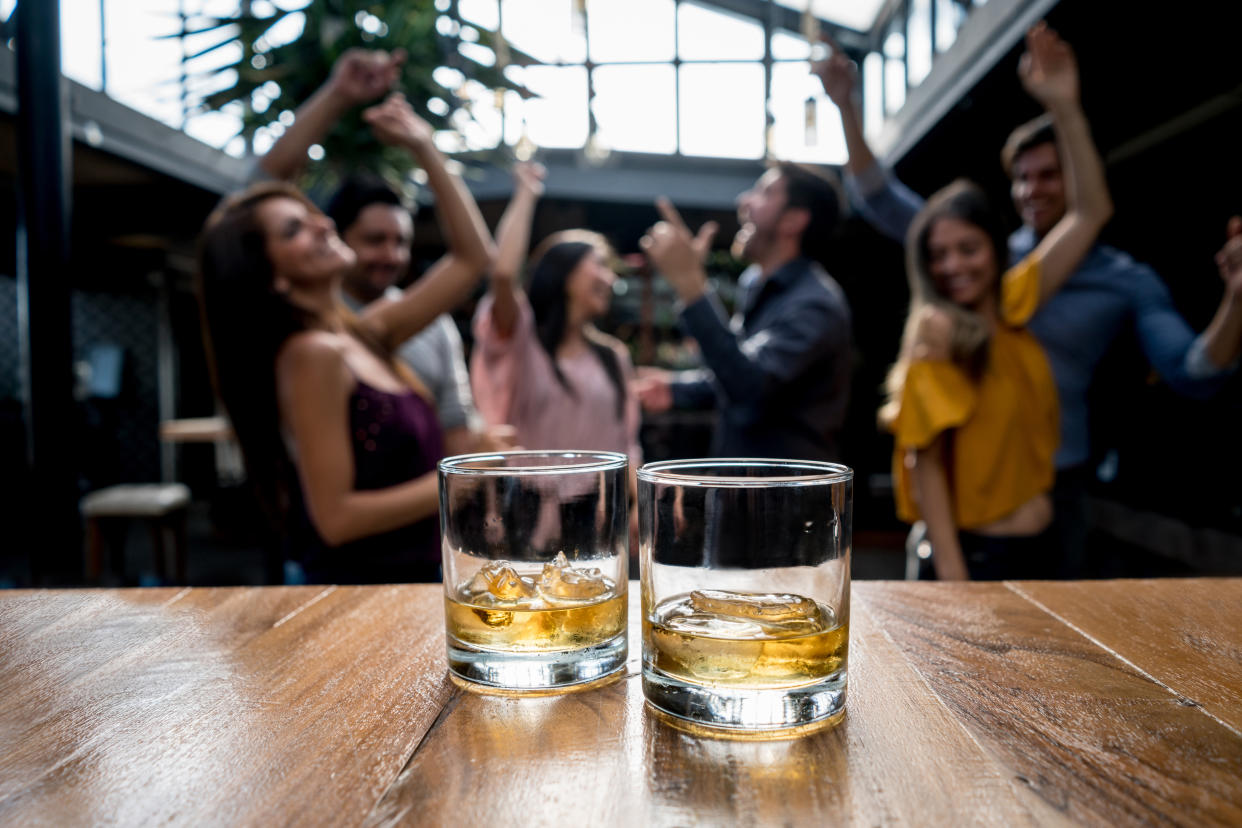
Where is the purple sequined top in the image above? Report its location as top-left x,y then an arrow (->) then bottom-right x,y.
293,378 -> 445,584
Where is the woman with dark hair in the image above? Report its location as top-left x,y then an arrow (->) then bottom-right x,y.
471,163 -> 641,466
879,24 -> 1112,581
197,93 -> 494,584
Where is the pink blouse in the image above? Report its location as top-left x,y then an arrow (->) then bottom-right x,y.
471,292 -> 642,465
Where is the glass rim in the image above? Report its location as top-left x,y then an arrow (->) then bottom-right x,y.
439,450 -> 629,476
637,457 -> 852,487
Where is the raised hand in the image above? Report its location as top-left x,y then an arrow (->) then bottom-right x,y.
640,197 -> 718,302
329,48 -> 406,106
1019,22 -> 1079,110
1215,216 -> 1242,295
363,92 -> 434,150
811,35 -> 857,110
513,161 -> 546,198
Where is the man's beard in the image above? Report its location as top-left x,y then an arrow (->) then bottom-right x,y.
343,268 -> 397,303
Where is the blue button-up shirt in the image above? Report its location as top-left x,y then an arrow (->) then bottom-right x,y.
844,162 -> 1232,469
669,257 -> 853,462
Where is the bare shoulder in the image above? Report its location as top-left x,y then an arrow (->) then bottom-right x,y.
276,331 -> 350,387
911,305 -> 954,362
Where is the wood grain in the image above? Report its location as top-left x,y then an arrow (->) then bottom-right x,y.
2,580 -> 1240,827
367,586 -> 1068,827
0,585 -> 453,827
859,581 -> 1242,827
1011,578 -> 1242,734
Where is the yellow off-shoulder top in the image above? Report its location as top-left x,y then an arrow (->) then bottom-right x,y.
890,256 -> 1059,529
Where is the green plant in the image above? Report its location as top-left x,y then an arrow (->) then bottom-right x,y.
176,0 -> 529,189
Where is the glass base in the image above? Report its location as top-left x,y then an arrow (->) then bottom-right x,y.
642,666 -> 846,733
447,632 -> 628,692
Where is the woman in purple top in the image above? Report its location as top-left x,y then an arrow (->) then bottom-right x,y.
197,92 -> 494,584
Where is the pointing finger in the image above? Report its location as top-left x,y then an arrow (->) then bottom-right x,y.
655,197 -> 690,235
694,221 -> 718,251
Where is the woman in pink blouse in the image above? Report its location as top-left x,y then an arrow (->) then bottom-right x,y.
471,163 -> 642,467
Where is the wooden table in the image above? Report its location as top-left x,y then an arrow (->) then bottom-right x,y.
2,580 -> 1240,826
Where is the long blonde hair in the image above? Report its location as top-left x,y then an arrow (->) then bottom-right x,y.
878,180 -> 1009,428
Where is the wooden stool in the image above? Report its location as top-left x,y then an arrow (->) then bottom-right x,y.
80,483 -> 191,584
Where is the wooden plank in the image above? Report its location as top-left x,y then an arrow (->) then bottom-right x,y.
368,585 -> 1066,826
1011,578 -> 1242,734
862,581 -> 1242,827
0,585 -> 453,827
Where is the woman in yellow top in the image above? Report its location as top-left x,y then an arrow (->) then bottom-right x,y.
879,24 -> 1113,581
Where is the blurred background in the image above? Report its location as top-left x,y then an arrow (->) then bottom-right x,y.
1,0 -> 1240,586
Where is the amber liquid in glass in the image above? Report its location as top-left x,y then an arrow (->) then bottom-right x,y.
644,590 -> 847,689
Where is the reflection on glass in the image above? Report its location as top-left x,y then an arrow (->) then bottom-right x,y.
679,63 -> 765,159
677,1 -> 764,62
587,0 -> 675,62
592,65 -> 677,155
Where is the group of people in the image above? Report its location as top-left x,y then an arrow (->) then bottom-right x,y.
195,24 -> 1242,586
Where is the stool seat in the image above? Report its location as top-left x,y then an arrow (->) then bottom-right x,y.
81,483 -> 191,518
80,484 -> 192,584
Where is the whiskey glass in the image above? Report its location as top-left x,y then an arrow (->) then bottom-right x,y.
638,459 -> 851,732
439,451 -> 629,691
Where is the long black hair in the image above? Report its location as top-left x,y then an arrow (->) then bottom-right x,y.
196,182 -> 315,526
195,181 -> 420,528
526,230 -> 627,421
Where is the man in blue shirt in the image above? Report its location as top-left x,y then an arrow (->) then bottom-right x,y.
635,164 -> 853,463
814,45 -> 1242,574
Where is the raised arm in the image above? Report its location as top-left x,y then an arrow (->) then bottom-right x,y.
812,36 -> 923,243
359,93 -> 496,349
277,332 -> 439,546
1198,216 -> 1242,370
1019,23 -> 1114,304
641,199 -> 848,408
488,163 -> 546,338
258,49 -> 404,182
812,36 -> 875,177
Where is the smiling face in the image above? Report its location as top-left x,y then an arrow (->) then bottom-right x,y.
340,203 -> 414,302
256,196 -> 355,291
1010,142 -> 1067,239
926,216 -> 1000,309
564,247 -> 616,321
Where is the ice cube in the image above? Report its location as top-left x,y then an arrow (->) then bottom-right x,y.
538,551 -> 611,602
472,607 -> 514,628
688,589 -> 829,634
662,614 -> 766,638
465,561 -> 538,603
